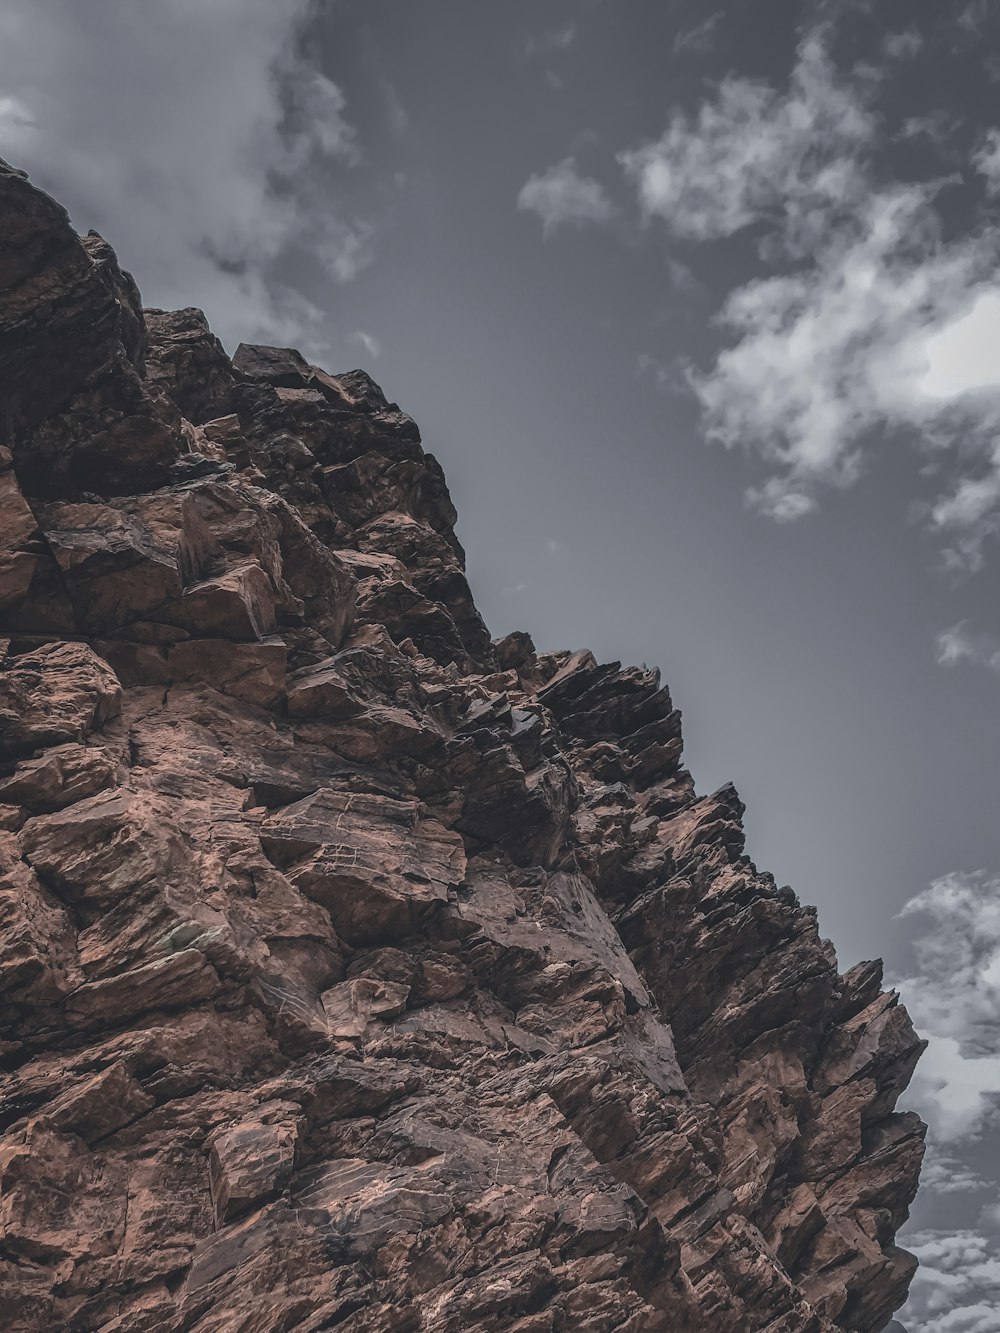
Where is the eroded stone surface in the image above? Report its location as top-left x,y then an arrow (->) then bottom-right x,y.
0,163 -> 925,1332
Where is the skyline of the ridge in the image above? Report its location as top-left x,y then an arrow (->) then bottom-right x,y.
2,2 -> 999,1326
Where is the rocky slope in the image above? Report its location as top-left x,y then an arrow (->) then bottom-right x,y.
0,160 -> 926,1333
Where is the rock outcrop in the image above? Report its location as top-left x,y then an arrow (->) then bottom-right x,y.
0,160 -> 925,1332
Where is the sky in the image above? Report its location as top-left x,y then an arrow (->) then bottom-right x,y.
1,2 -> 999,1327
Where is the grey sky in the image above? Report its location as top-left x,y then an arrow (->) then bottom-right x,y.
2,2 -> 999,1326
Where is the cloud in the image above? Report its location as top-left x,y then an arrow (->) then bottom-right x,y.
973,129 -> 1000,195
891,872 -> 1000,1142
620,34 -> 873,243
892,872 -> 1000,1329
918,1150 -> 992,1195
666,255 -> 704,295
959,1 -> 991,36
936,623 -> 1000,671
318,221 -> 374,285
745,479 -> 818,523
900,1229 -> 1000,1332
351,330 -> 382,359
518,158 -> 615,237
636,351 -> 697,400
929,444 -> 1000,572
283,67 -> 359,167
0,0 -> 368,350
380,78 -> 409,138
884,29 -> 925,60
619,30 -> 1000,536
902,111 -> 962,146
525,24 -> 577,59
636,352 -> 684,395
672,13 -> 723,56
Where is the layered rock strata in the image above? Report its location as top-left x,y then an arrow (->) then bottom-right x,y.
0,160 -> 925,1333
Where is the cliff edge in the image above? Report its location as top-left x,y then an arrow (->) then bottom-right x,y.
0,161 -> 926,1332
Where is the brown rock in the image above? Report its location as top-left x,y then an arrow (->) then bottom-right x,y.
320,975 -> 411,1037
208,1109 -> 298,1223
260,788 -> 466,944
66,949 -> 221,1027
167,636 -> 287,706
0,741 -> 120,813
0,161 -> 925,1332
144,307 -> 236,425
0,641 -> 122,759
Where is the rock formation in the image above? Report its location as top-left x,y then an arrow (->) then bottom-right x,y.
0,159 -> 926,1332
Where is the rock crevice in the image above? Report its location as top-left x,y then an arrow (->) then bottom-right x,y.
0,161 -> 924,1332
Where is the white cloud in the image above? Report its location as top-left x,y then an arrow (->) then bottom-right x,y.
930,449 -> 1000,572
518,158 -> 615,238
973,129 -> 1000,195
900,1230 -> 1000,1332
745,479 -> 818,523
620,30 -> 1000,535
672,13 -> 723,56
351,330 -> 382,359
919,1150 -> 992,1195
283,68 -> 359,167
884,29 -> 925,60
901,112 -> 960,145
891,872 -> 1000,1142
0,92 -> 33,133
0,0 -> 367,350
918,294 -> 1000,401
892,872 -> 1000,1329
620,34 -> 873,244
318,220 -> 374,285
936,624 -> 1000,672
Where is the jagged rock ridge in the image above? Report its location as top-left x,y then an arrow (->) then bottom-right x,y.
0,159 -> 926,1332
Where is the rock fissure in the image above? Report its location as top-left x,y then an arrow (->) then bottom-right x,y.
0,160 -> 925,1332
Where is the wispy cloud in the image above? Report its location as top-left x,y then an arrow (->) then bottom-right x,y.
973,129 -> 1000,195
380,78 -> 409,138
525,24 -> 577,59
518,157 -> 615,237
619,30 -> 1000,541
0,0 -> 368,349
892,871 -> 1000,1142
883,29 -> 925,61
351,330 -> 382,359
936,623 -> 1000,672
636,352 -> 688,397
672,12 -> 723,56
918,1151 -> 993,1195
959,0 -> 991,36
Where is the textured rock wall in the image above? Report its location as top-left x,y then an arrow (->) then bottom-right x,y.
0,159 -> 925,1332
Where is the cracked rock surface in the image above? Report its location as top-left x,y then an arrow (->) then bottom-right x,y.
0,159 -> 925,1332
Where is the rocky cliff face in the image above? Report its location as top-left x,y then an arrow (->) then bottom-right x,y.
0,160 -> 926,1333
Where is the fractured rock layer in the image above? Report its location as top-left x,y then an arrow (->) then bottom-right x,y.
0,160 -> 925,1332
